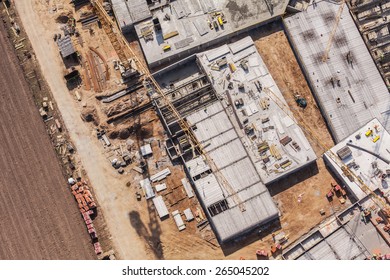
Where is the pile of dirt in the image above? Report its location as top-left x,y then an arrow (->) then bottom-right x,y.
81,106 -> 100,126
139,122 -> 153,139
55,12 -> 72,24
110,121 -> 154,140
107,121 -> 136,140
119,128 -> 131,139
108,130 -> 119,139
105,99 -> 136,117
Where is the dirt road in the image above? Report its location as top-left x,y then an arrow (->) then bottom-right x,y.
0,20 -> 95,259
15,0 -> 149,259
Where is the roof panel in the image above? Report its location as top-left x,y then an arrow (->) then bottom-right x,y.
284,1 -> 390,142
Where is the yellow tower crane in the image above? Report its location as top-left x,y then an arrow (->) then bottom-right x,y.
92,0 -> 131,69
322,0 -> 346,62
91,0 -> 246,212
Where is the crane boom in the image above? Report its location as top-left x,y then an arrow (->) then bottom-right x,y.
91,0 -> 245,211
322,0 -> 345,62
93,0 -> 131,69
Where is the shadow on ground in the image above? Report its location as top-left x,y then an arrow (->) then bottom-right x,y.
220,219 -> 281,257
267,161 -> 320,196
129,209 -> 164,259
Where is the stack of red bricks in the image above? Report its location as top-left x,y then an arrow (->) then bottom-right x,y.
70,180 -> 102,255
71,181 -> 97,213
82,210 -> 97,239
82,210 -> 102,255
94,242 -> 102,255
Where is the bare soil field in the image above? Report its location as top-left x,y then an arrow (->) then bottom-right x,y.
0,20 -> 95,259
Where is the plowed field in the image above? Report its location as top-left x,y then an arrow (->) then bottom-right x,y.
0,21 -> 95,260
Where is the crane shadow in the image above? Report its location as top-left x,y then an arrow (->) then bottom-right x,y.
129,209 -> 164,259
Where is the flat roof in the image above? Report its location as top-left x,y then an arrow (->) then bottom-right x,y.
283,201 -> 389,260
111,0 -> 152,31
196,36 -> 317,184
57,35 -> 75,58
284,1 -> 390,143
134,0 -> 289,68
140,143 -> 152,156
152,196 -> 169,218
184,102 -> 279,243
324,118 -> 390,201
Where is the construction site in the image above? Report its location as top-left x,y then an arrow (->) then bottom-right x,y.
282,117 -> 390,259
1,0 -> 389,260
116,0 -> 290,68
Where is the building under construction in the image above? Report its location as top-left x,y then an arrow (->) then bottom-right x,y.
348,0 -> 390,87
284,1 -> 390,143
282,198 -> 389,260
110,0 -> 152,33
153,37 -> 316,243
324,118 -> 390,201
129,0 -> 289,68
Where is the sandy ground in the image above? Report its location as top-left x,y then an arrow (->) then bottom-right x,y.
14,0 -> 352,260
0,20 -> 95,259
252,28 -> 350,244
15,0 -> 149,259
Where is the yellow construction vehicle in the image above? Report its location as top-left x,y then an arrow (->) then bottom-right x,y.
373,135 -> 380,143
217,16 -> 224,26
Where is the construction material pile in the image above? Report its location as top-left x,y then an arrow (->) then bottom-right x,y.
69,180 -> 102,255
382,206 -> 390,218
71,180 -> 97,212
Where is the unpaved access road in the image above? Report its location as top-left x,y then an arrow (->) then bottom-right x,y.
0,20 -> 95,259
15,0 -> 150,259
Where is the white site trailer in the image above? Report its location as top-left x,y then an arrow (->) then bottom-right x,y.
152,196 -> 169,219
172,210 -> 186,231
